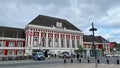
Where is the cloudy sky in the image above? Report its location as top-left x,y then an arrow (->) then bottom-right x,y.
0,0 -> 120,43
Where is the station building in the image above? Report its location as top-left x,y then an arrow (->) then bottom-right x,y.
25,15 -> 83,56
0,15 -> 111,60
0,15 -> 83,59
83,35 -> 110,58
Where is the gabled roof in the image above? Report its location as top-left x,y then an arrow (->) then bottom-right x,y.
83,35 -> 109,43
28,15 -> 81,31
0,26 -> 25,38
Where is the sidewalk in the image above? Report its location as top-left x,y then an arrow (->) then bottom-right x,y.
48,63 -> 120,68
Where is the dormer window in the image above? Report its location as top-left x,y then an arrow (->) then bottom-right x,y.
56,22 -> 62,27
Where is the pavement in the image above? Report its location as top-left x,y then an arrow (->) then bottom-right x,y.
0,57 -> 120,68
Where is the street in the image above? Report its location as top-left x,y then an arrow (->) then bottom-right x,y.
0,57 -> 120,68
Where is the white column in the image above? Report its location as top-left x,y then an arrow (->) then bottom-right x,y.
74,35 -> 76,48
39,31 -> 41,45
26,28 -> 31,55
53,32 -> 55,47
25,29 -> 29,54
80,35 -> 83,46
25,30 -> 28,47
70,34 -> 72,48
28,28 -> 31,47
46,32 -> 48,47
59,33 -> 61,48
64,34 -> 66,48
31,29 -> 33,46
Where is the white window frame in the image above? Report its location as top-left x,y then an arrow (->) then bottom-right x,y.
55,38 -> 59,47
0,50 -> 4,56
18,42 -> 23,47
8,50 -> 14,56
41,37 -> 46,47
9,42 -> 15,47
0,41 -> 6,47
48,38 -> 53,47
17,50 -> 23,56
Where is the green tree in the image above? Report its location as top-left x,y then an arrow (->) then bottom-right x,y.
110,47 -> 113,52
78,45 -> 84,53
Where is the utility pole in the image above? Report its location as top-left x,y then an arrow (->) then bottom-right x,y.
89,23 -> 97,67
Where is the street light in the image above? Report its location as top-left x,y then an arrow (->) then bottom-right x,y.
89,23 -> 97,67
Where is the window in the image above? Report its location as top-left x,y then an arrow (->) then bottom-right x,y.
34,36 -> 38,46
48,38 -> 52,47
0,50 -> 4,55
77,40 -> 80,48
18,42 -> 23,47
8,50 -> 14,55
17,51 -> 23,56
0,41 -> 6,47
9,42 -> 15,47
67,40 -> 69,48
61,39 -> 64,47
72,40 -> 75,48
55,38 -> 59,47
41,37 -> 45,47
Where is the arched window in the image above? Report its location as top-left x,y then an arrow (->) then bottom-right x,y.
61,39 -> 64,48
55,38 -> 59,47
72,40 -> 75,48
48,38 -> 52,47
67,40 -> 69,48
77,40 -> 80,48
41,37 -> 45,47
34,36 -> 38,46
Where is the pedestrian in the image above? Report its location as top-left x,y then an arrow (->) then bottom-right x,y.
71,53 -> 73,63
76,53 -> 79,61
79,55 -> 81,63
64,55 -> 66,63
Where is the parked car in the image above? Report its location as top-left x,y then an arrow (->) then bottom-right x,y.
105,54 -> 113,57
58,52 -> 71,59
33,52 -> 45,60
113,54 -> 120,57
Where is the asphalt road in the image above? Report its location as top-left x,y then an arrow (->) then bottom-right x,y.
0,57 -> 120,68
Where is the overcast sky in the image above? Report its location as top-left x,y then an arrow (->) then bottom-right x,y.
0,0 -> 120,43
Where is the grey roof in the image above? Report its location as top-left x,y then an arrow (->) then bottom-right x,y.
0,26 -> 25,39
28,15 -> 81,31
83,35 -> 109,43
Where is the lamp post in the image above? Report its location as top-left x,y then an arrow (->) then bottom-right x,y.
89,23 -> 97,67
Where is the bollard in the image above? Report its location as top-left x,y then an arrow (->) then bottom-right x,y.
71,58 -> 73,63
64,58 -> 66,63
79,58 -> 81,63
64,56 -> 66,63
117,60 -> 119,64
88,59 -> 90,63
97,59 -> 100,64
107,59 -> 109,64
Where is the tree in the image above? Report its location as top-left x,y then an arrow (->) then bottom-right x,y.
110,47 -> 113,52
101,47 -> 106,56
78,45 -> 84,53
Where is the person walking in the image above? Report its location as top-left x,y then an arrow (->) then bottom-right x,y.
76,53 -> 79,61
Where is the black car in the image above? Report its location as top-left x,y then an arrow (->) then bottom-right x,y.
33,52 -> 45,60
